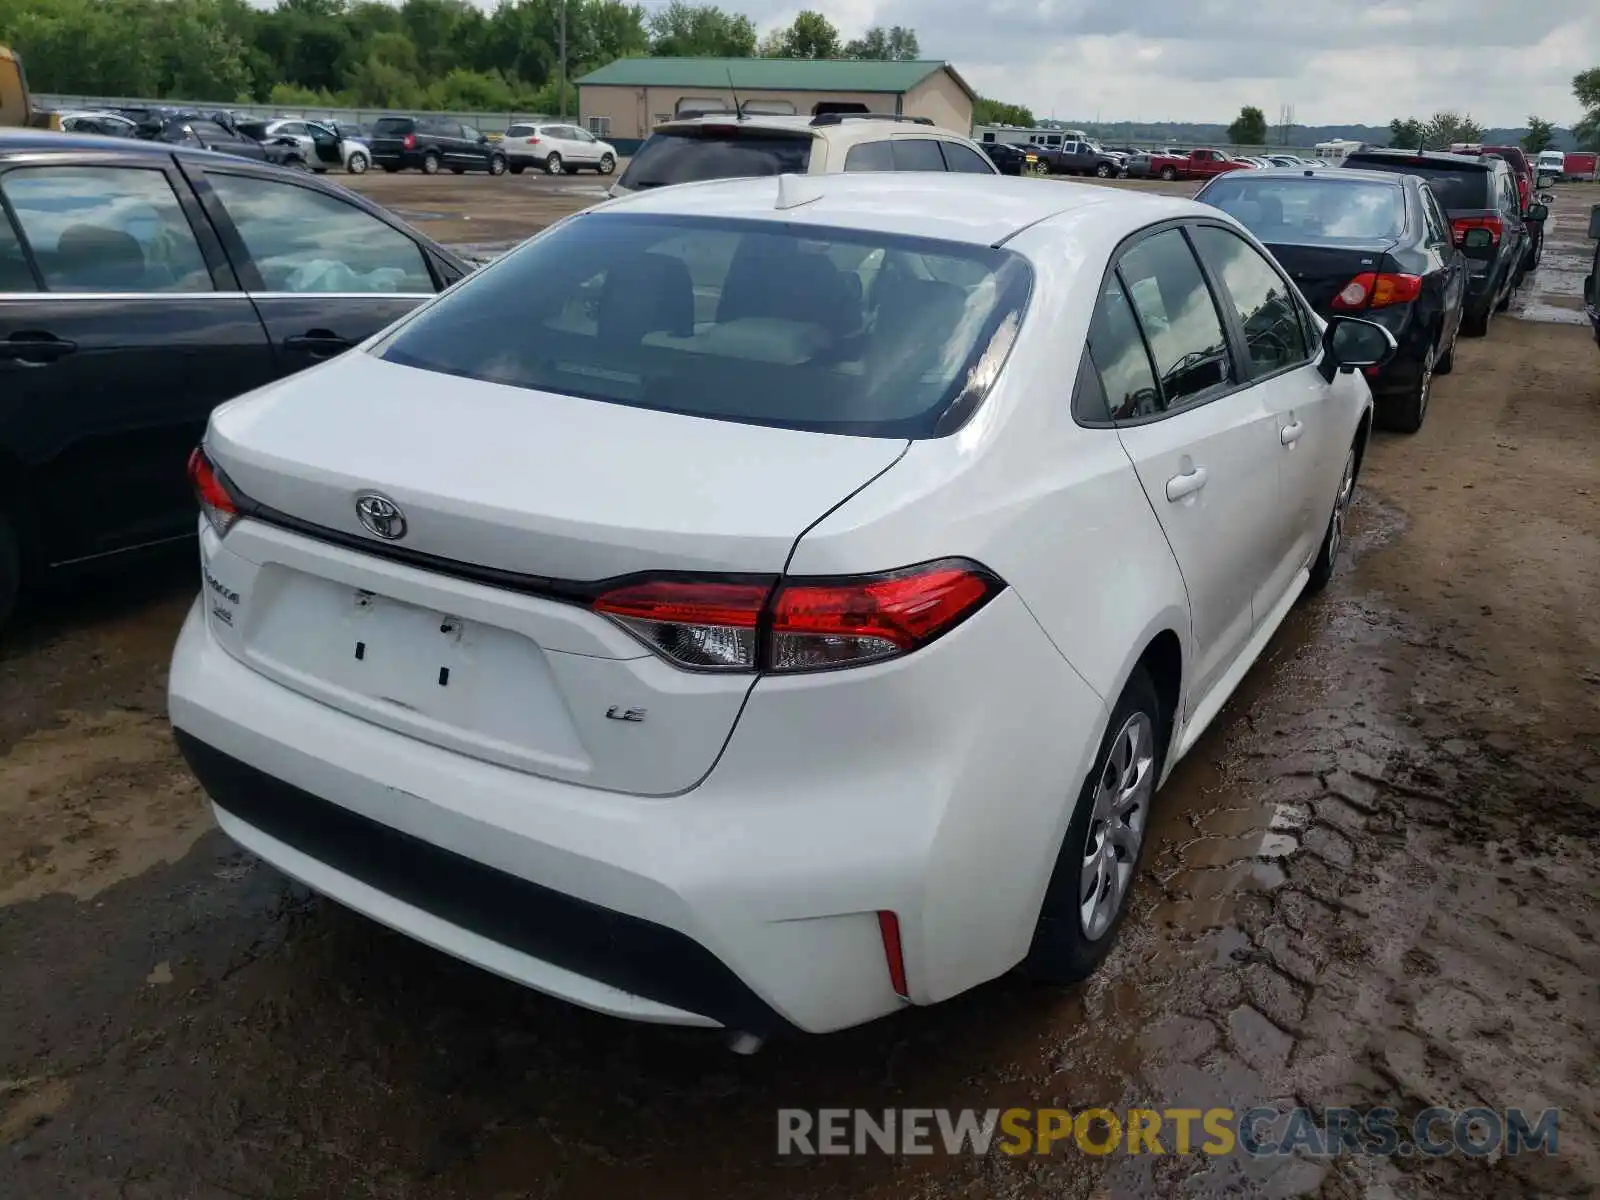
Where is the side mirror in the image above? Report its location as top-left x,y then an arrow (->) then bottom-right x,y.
1321,316 -> 1397,379
1524,203 -> 1549,222
1463,227 -> 1494,250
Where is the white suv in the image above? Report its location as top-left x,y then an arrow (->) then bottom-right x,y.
609,112 -> 997,195
502,122 -> 619,176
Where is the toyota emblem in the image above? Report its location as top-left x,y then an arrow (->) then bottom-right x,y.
355,492 -> 407,540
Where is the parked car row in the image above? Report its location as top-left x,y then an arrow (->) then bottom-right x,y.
1193,148 -> 1552,431
10,111 -> 1547,1052
53,105 -> 373,174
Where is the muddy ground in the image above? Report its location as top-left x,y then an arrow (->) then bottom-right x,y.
1,177 -> 1597,1200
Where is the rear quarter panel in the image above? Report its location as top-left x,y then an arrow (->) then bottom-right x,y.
786,216 -> 1192,720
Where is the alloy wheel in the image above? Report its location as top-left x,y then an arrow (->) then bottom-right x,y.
1079,711 -> 1155,940
1327,448 -> 1357,567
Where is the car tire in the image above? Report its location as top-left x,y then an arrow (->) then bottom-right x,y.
421,152 -> 441,175
347,151 -> 369,174
1379,338 -> 1434,434
1307,443 -> 1359,592
1094,162 -> 1112,178
599,153 -> 616,175
1021,666 -> 1164,984
489,154 -> 507,176
1461,299 -> 1492,338
1434,318 -> 1458,375
0,509 -> 18,636
545,152 -> 563,175
1495,284 -> 1513,313
1160,166 -> 1177,181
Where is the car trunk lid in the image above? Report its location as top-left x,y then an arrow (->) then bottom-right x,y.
201,352 -> 907,795
1265,239 -> 1400,314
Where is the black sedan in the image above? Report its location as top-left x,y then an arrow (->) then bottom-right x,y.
1196,167 -> 1467,433
979,141 -> 1036,176
0,128 -> 471,631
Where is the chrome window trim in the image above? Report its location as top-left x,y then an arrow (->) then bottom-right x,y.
0,291 -> 437,301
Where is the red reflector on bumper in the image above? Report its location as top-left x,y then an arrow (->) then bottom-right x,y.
877,910 -> 908,997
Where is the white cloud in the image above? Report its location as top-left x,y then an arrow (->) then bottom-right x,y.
733,0 -> 1598,126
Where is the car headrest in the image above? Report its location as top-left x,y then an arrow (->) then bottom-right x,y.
55,224 -> 147,290
597,253 -> 695,344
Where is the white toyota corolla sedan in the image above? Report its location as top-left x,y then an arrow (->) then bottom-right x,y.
169,172 -> 1394,1040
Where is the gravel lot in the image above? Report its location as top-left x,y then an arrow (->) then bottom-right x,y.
1,174 -> 1596,1200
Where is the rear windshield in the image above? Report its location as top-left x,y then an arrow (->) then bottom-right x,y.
371,117 -> 413,136
1201,177 -> 1405,242
1345,157 -> 1488,210
376,212 -> 1032,439
616,131 -> 813,190
505,124 -> 536,137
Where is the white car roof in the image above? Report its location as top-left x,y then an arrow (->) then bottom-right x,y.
598,171 -> 1209,247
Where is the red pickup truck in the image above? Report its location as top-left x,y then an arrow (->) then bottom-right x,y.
1147,148 -> 1252,182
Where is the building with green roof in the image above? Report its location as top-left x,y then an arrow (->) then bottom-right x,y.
574,57 -> 976,151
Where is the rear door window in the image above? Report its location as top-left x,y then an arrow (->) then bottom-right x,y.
372,118 -> 413,137
0,203 -> 39,291
617,132 -> 813,189
206,172 -> 434,294
1115,228 -> 1232,410
890,139 -> 947,172
844,140 -> 893,171
376,212 -> 1033,439
1190,225 -> 1310,377
1087,274 -> 1161,421
939,141 -> 996,174
1,165 -> 213,293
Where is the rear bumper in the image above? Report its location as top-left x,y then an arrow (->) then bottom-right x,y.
168,583 -> 1106,1034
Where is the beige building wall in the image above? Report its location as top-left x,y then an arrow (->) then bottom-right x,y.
903,73 -> 973,134
580,71 -> 975,143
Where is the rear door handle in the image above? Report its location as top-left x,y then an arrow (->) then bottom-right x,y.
0,332 -> 78,366
1281,420 -> 1305,445
284,330 -> 353,359
1165,466 -> 1208,502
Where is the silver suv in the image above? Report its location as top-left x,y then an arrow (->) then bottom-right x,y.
610,112 -> 997,196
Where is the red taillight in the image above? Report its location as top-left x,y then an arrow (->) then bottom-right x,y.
1451,215 -> 1503,247
593,580 -> 767,670
769,565 -> 997,672
591,559 -> 1002,674
877,911 -> 909,997
187,446 -> 238,536
527,135 -> 540,144
402,132 -> 416,150
1330,271 -> 1423,311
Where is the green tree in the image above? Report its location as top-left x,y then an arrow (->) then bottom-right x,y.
1421,110 -> 1484,149
843,24 -> 918,60
1520,116 -> 1555,153
760,9 -> 839,59
1574,67 -> 1600,150
648,2 -> 756,57
1226,105 -> 1268,146
1388,116 -> 1425,148
972,96 -> 1034,128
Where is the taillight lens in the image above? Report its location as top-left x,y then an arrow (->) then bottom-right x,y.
769,564 -> 999,672
592,559 -> 1002,674
594,580 -> 767,670
1330,272 -> 1422,310
1451,216 -> 1503,247
187,446 -> 239,537
402,132 -> 416,150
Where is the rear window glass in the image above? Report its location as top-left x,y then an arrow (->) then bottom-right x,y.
1345,158 -> 1488,210
617,132 -> 813,190
372,118 -> 413,136
376,213 -> 1032,439
1200,177 -> 1405,242
506,124 -> 536,137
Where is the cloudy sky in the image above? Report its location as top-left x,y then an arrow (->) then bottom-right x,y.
721,0 -> 1597,127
